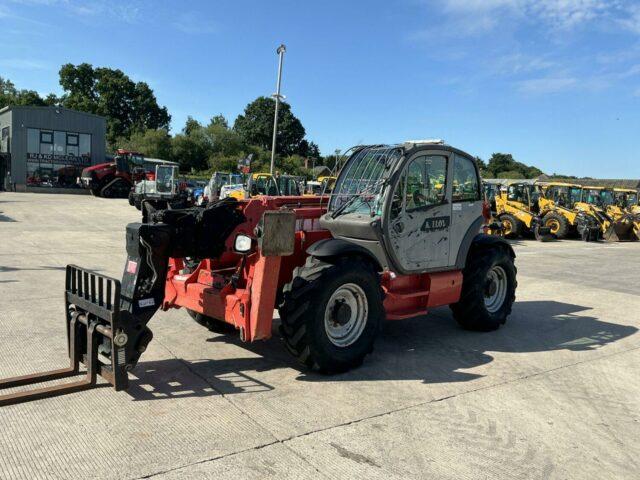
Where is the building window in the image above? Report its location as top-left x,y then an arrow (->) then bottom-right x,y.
66,133 -> 79,156
26,128 -> 92,188
1,127 -> 9,152
79,134 -> 91,157
54,131 -> 66,155
39,130 -> 53,154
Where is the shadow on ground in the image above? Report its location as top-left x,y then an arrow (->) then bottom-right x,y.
0,266 -> 68,273
0,211 -> 16,222
126,301 -> 637,399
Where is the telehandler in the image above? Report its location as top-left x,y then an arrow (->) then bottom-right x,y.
494,181 -> 554,240
0,141 -> 517,406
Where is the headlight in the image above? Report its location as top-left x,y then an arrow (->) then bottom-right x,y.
234,234 -> 252,254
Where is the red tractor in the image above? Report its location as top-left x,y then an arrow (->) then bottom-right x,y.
80,149 -> 151,198
0,142 -> 517,405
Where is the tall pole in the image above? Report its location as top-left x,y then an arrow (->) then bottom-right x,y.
270,44 -> 286,175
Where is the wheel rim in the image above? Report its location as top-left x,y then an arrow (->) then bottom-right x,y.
484,266 -> 508,314
547,219 -> 560,234
324,283 -> 368,347
502,219 -> 513,235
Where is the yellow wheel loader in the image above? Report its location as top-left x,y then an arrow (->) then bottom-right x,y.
576,186 -> 635,242
495,181 -> 554,241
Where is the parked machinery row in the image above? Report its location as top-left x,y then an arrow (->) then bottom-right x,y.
484,180 -> 639,242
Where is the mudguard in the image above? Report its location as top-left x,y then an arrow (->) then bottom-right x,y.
306,238 -> 384,271
468,233 -> 516,259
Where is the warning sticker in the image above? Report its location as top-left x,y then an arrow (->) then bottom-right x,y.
126,260 -> 138,274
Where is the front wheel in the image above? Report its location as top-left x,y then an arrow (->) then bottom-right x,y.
499,213 -> 522,239
542,212 -> 569,239
279,257 -> 383,373
451,246 -> 517,331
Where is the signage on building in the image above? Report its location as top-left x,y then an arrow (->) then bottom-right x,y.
27,152 -> 91,166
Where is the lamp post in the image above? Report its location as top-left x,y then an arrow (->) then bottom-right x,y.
270,44 -> 286,175
333,149 -> 341,175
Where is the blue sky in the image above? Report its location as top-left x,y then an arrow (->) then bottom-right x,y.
1,0 -> 640,178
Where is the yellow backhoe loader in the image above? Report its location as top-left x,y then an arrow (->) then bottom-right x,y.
495,181 -> 554,241
537,182 -> 600,240
612,188 -> 640,240
576,186 -> 635,242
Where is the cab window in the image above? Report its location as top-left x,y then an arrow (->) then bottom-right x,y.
392,155 -> 447,216
452,155 -> 480,201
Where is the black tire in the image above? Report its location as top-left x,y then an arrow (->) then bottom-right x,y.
451,246 -> 517,332
278,256 -> 383,373
90,188 -> 101,197
186,309 -> 235,334
128,192 -> 135,206
499,213 -> 522,239
542,211 -> 569,239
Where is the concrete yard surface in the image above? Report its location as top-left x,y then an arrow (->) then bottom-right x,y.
0,192 -> 639,479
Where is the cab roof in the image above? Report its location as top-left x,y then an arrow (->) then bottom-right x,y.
537,181 -> 581,188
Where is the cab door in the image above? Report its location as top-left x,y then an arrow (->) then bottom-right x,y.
383,152 -> 452,273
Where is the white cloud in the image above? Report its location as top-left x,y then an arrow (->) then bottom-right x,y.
532,0 -> 608,29
435,0 -> 631,32
5,0 -> 141,24
492,53 -> 556,75
172,12 -> 217,35
517,76 -> 577,94
617,4 -> 640,34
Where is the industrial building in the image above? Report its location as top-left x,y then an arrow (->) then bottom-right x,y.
0,105 -> 106,192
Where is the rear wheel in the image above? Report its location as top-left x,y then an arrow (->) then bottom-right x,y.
542,212 -> 569,239
451,246 -> 517,331
279,256 -> 383,373
499,214 -> 522,239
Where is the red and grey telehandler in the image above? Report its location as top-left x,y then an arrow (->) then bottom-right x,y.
0,141 -> 517,406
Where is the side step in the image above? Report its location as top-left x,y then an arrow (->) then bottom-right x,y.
0,265 -> 122,407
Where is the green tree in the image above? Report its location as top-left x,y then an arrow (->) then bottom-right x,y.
208,114 -> 229,129
497,170 -> 525,179
297,139 -> 321,158
234,96 -> 306,156
117,129 -> 173,160
0,76 -> 55,107
171,118 -> 211,171
485,153 -> 543,179
58,63 -> 170,144
183,116 -> 202,136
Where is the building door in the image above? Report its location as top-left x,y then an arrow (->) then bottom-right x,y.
0,153 -> 9,191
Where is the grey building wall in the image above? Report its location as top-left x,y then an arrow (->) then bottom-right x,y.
0,106 -> 106,190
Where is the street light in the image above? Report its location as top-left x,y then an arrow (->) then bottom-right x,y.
270,44 -> 286,175
333,149 -> 341,175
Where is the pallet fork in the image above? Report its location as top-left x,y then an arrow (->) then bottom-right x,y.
0,222 -> 173,407
0,266 -> 128,406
